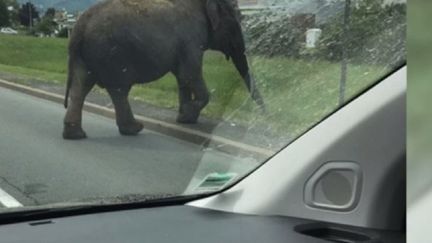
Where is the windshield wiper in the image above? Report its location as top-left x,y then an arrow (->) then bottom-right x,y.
0,205 -> 98,225
0,193 -> 207,225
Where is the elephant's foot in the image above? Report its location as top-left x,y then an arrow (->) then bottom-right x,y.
176,114 -> 198,124
118,120 -> 144,136
63,122 -> 87,140
176,103 -> 200,124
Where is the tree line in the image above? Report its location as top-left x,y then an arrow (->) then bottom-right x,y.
0,0 -> 68,37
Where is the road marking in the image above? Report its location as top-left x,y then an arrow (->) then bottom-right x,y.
0,187 -> 23,208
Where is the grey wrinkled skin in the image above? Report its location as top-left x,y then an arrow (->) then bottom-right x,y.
63,0 -> 265,140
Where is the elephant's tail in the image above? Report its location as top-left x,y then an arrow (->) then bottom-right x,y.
64,61 -> 73,108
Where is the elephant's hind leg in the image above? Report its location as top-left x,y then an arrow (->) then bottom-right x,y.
63,63 -> 95,140
106,87 -> 144,136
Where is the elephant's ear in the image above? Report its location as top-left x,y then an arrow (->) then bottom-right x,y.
206,0 -> 220,30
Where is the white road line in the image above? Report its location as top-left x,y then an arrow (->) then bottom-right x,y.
0,187 -> 23,208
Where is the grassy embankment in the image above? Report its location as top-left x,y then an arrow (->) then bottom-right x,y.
0,34 -> 388,136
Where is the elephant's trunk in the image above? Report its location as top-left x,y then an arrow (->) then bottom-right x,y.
231,52 -> 266,112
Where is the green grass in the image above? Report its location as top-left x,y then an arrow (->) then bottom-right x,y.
0,34 -> 388,138
0,34 -> 68,74
0,64 -> 66,84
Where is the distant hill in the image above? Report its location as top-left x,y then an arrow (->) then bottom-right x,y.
17,0 -> 102,13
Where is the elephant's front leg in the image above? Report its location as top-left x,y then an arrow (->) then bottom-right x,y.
175,76 -> 210,124
106,87 -> 144,136
176,83 -> 194,123
174,51 -> 209,124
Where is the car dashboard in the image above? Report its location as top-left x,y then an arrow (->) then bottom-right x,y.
1,205 -> 405,243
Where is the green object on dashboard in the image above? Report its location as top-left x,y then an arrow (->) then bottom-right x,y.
205,173 -> 237,182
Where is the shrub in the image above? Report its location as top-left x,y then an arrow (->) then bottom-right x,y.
35,17 -> 57,36
242,10 -> 304,58
241,0 -> 406,66
317,0 -> 406,65
57,27 -> 69,38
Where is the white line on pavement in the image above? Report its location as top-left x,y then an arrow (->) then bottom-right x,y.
0,187 -> 23,208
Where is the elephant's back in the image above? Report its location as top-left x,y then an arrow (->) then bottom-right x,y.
69,0 -> 208,87
72,0 -> 208,50
73,0 -> 208,56
70,0 -> 208,88
78,0 -> 206,30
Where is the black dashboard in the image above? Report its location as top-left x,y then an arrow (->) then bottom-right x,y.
0,206 -> 404,243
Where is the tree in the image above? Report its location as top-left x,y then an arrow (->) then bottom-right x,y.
57,27 -> 68,38
44,7 -> 55,19
36,8 -> 57,36
18,2 -> 39,27
4,0 -> 19,27
36,16 -> 56,35
0,0 -> 10,27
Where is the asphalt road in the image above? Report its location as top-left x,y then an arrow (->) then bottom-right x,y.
0,87 -> 259,209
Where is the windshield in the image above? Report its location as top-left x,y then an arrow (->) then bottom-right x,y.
0,0 -> 405,212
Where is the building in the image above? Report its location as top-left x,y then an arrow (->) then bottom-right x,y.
53,10 -> 77,37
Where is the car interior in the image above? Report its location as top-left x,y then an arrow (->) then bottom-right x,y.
0,0 -> 406,242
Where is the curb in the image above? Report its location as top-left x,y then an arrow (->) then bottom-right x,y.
0,78 -> 275,158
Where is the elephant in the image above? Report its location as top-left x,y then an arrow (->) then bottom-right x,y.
63,0 -> 265,140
